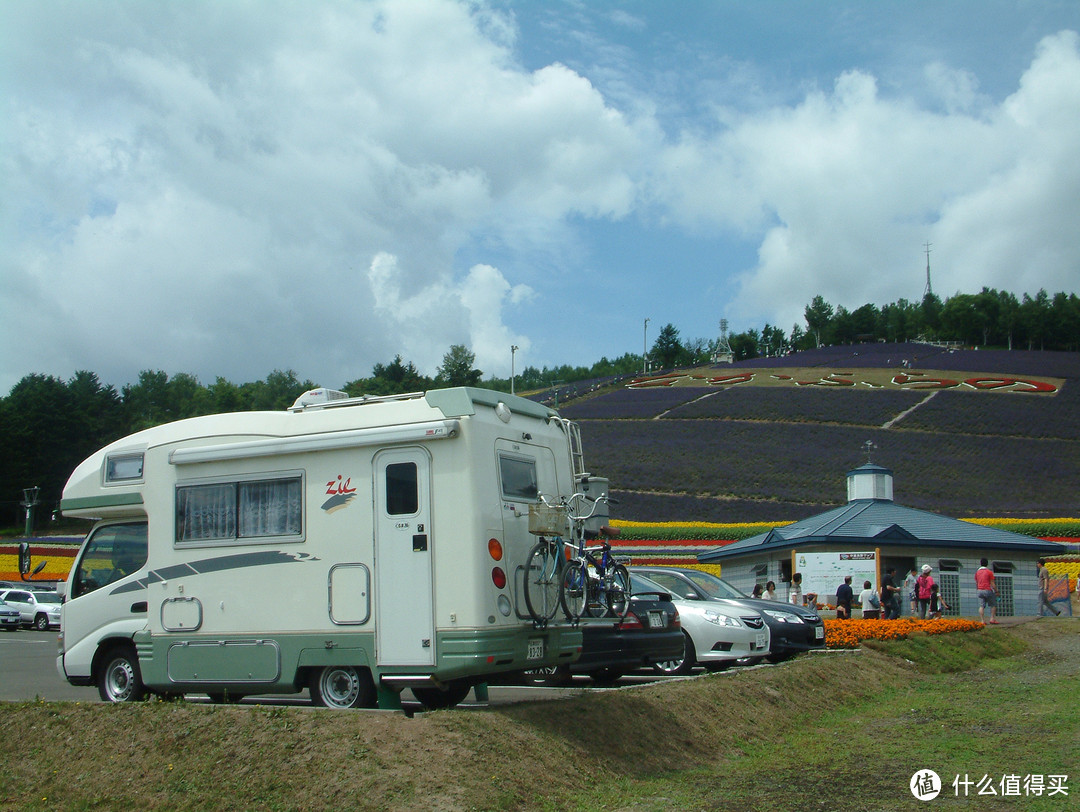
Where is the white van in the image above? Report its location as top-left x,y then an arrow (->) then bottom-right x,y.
58,387 -> 586,709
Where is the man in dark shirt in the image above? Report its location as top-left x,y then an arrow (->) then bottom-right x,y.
836,576 -> 854,619
881,567 -> 900,619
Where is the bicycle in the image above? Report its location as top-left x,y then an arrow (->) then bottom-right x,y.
559,530 -> 631,621
522,491 -> 630,625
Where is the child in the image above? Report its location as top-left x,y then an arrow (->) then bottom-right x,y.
929,584 -> 949,619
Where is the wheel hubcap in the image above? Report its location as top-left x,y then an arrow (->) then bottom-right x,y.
321,667 -> 359,708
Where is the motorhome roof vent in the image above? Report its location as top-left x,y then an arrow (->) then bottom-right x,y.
290,388 -> 350,409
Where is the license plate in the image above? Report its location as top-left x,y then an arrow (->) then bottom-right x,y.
648,611 -> 665,628
527,638 -> 544,660
815,625 -> 825,640
755,632 -> 767,650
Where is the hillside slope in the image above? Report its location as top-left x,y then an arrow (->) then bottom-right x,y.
561,343 -> 1080,522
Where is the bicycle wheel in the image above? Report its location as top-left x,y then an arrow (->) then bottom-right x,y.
523,540 -> 561,623
607,564 -> 632,619
583,570 -> 607,618
560,561 -> 587,621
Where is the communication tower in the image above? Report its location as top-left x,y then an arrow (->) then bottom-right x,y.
712,318 -> 734,364
923,242 -> 934,299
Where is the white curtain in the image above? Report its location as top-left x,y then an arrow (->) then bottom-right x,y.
177,484 -> 236,541
239,479 -> 302,537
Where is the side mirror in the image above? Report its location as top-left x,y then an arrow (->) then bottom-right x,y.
18,542 -> 49,581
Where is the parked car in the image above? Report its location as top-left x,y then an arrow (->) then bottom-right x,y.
0,597 -> 21,630
630,567 -> 825,661
0,588 -> 62,630
505,590 -> 683,686
631,574 -> 770,675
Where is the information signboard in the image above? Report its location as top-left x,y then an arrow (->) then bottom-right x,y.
793,550 -> 879,600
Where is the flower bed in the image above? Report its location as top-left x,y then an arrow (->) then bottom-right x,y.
609,519 -> 791,541
823,617 -> 986,649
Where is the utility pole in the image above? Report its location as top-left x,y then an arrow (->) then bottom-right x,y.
643,317 -> 650,373
510,345 -> 518,395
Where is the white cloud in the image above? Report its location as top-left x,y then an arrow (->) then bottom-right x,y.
367,252 -> 533,377
0,0 -> 643,391
651,30 -> 1080,332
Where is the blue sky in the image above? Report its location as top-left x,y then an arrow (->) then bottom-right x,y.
3,0 -> 1079,393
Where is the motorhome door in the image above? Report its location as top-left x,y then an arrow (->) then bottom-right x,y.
374,447 -> 435,666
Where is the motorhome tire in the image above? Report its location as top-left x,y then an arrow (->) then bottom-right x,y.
97,645 -> 148,703
412,680 -> 471,710
309,665 -> 375,709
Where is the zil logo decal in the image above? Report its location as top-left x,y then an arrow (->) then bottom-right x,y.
321,475 -> 357,514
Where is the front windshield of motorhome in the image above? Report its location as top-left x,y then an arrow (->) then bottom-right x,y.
72,523 -> 148,598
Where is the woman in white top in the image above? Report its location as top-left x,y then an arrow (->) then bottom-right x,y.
859,580 -> 881,619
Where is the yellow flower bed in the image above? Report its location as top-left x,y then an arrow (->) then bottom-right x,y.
1046,560 -> 1080,593
824,617 -> 985,649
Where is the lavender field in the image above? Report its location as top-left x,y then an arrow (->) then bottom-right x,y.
571,345 -> 1080,523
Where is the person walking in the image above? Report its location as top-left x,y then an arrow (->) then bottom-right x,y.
859,580 -> 881,619
881,567 -> 900,619
916,565 -> 935,619
1037,559 -> 1061,617
929,584 -> 949,619
904,567 -> 919,616
762,581 -> 777,600
975,558 -> 998,624
836,576 -> 853,619
751,583 -> 764,599
789,573 -> 803,607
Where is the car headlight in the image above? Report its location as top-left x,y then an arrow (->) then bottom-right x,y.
763,609 -> 804,624
703,610 -> 740,627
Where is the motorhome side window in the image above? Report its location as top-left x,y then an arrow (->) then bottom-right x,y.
72,522 -> 148,598
385,462 -> 418,516
499,455 -> 538,501
176,476 -> 303,544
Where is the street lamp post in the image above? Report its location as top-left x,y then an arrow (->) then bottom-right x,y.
643,318 -> 650,374
21,486 -> 40,538
510,345 -> 518,395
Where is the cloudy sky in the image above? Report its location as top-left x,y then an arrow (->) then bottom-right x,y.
3,0 -> 1079,394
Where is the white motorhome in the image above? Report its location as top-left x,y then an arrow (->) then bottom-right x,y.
58,387 -> 586,709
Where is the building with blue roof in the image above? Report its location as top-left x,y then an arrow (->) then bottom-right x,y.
698,464 -> 1064,618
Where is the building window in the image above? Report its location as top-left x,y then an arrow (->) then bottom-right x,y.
939,572 -> 960,617
992,562 -> 1015,617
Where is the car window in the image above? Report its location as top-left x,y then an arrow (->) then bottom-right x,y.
36,593 -> 60,604
6,591 -> 30,602
683,570 -> 747,599
639,571 -> 693,597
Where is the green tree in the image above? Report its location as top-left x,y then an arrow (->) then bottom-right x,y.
804,296 -> 834,347
650,323 -> 684,369
436,345 -> 483,387
729,329 -> 760,362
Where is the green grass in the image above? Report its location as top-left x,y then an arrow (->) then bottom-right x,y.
0,621 -> 1076,811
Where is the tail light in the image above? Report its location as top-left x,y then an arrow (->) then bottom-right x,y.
487,538 -> 503,561
491,567 -> 507,589
618,611 -> 643,630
